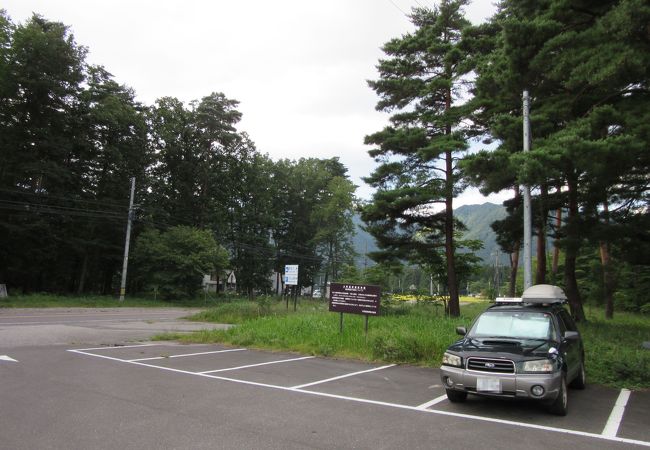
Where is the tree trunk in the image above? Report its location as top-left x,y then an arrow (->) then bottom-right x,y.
445,148 -> 460,316
509,186 -> 521,297
536,184 -> 548,284
443,82 -> 459,316
76,251 -> 88,295
564,174 -> 586,322
552,207 -> 562,278
329,241 -> 334,284
509,240 -> 520,297
599,200 -> 615,319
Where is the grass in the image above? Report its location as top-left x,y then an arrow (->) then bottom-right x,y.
158,296 -> 650,390
581,308 -> 650,390
0,293 -> 223,308
157,297 -> 483,365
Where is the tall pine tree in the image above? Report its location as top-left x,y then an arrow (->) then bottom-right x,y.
362,2 -> 474,316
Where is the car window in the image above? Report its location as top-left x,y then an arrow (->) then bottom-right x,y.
557,313 -> 567,335
470,311 -> 554,340
559,310 -> 578,332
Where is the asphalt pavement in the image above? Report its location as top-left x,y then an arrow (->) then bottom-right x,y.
0,308 -> 647,449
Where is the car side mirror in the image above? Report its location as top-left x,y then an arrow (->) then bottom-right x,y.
456,326 -> 467,336
564,331 -> 579,340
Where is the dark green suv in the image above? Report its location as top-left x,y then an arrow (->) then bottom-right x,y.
440,284 -> 586,415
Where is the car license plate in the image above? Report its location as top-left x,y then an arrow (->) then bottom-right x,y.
477,377 -> 501,392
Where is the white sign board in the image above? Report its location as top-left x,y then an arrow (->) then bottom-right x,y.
284,265 -> 299,286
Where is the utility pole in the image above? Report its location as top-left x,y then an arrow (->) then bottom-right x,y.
119,177 -> 136,302
522,91 -> 533,290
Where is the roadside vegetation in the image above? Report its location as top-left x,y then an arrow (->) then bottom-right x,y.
154,296 -> 650,390
0,293 -> 215,308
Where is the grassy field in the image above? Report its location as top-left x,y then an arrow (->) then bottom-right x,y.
156,296 -> 650,390
167,298 -> 482,365
0,293 -> 216,308
580,308 -> 650,389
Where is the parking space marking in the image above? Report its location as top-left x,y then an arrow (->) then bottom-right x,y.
198,355 -> 315,374
415,394 -> 448,410
68,347 -> 650,448
291,364 -> 396,389
128,348 -> 247,362
602,389 -> 631,437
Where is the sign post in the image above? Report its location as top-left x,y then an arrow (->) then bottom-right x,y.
284,265 -> 298,310
329,283 -> 381,336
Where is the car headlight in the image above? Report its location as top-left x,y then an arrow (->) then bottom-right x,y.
442,352 -> 462,367
521,359 -> 554,373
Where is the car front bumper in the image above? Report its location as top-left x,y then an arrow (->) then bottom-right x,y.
440,365 -> 563,401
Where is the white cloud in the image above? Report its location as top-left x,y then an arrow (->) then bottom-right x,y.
3,0 -> 499,202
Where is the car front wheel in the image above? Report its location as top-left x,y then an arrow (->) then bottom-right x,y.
446,389 -> 467,403
547,374 -> 568,416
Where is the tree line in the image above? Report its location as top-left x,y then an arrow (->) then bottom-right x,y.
361,0 -> 649,319
0,12 -> 356,298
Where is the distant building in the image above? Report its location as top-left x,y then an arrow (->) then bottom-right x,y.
202,269 -> 236,293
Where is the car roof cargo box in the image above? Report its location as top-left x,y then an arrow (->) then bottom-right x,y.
521,284 -> 567,304
495,284 -> 567,305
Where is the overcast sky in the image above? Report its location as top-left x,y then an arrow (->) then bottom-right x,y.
3,0 -> 510,206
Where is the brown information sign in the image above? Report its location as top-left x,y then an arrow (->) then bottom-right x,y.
329,283 -> 381,316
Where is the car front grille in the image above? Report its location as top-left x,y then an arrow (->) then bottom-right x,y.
467,357 -> 515,374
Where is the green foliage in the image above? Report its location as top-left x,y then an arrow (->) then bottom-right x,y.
362,1 -> 478,316
132,226 -> 229,298
0,13 -> 149,295
0,10 -> 358,298
462,0 -> 650,318
271,158 -> 356,292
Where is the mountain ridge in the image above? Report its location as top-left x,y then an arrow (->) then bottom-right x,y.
353,202 -> 508,266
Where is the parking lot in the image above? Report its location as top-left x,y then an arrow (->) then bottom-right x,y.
1,308 -> 648,449
65,342 -> 650,448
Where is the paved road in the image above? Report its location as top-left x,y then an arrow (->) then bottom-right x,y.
0,309 -> 648,449
0,307 -> 230,346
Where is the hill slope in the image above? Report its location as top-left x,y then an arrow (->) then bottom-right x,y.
353,203 -> 509,266
454,203 -> 508,264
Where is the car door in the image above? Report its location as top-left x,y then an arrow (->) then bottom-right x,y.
558,310 -> 582,379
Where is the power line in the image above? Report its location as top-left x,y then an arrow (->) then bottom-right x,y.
0,199 -> 125,218
0,204 -> 125,224
0,187 -> 129,210
387,0 -> 409,16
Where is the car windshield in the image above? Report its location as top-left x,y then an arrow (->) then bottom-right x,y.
470,311 -> 555,340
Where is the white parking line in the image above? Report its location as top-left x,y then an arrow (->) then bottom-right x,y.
198,356 -> 315,374
416,394 -> 448,410
291,364 -> 395,389
128,348 -> 247,362
67,348 -> 650,448
602,389 -> 631,437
